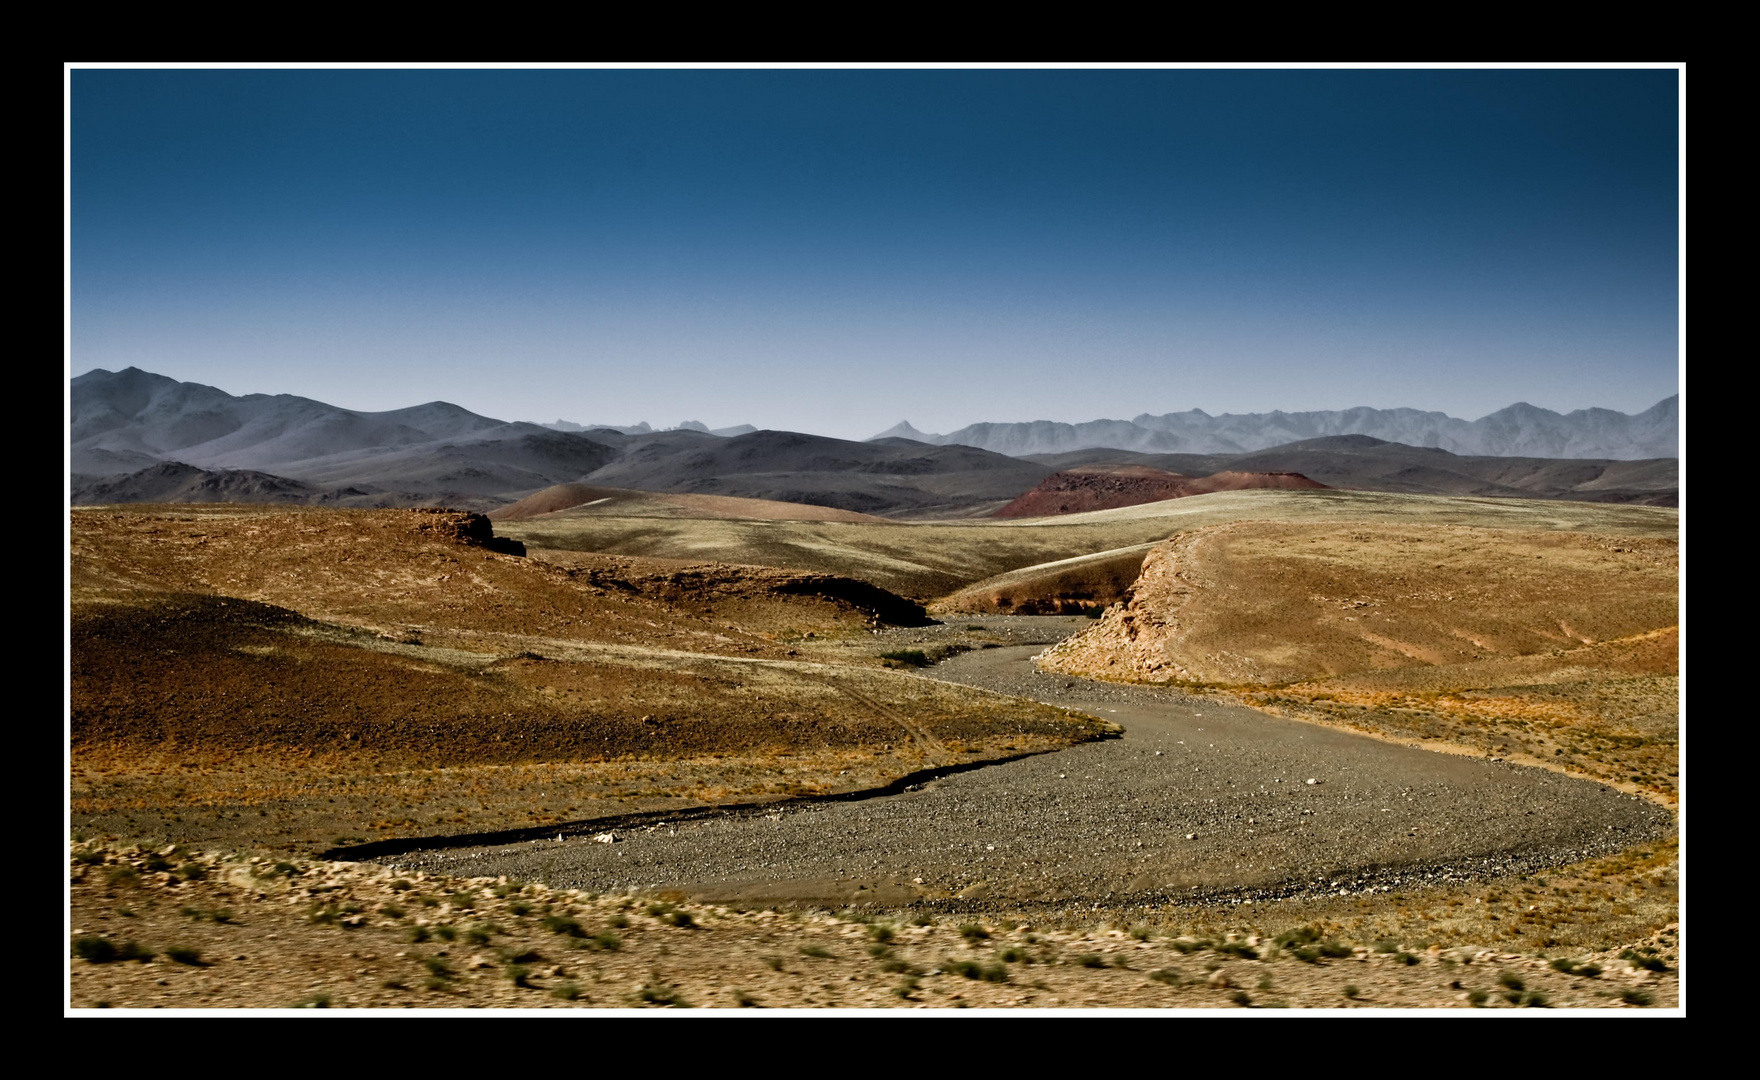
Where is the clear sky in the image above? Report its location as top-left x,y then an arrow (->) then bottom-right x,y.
69,66 -> 1681,439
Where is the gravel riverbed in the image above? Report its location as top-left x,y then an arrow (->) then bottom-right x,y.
384,619 -> 1671,911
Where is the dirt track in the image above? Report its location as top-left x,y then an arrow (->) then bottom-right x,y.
386,638 -> 1671,912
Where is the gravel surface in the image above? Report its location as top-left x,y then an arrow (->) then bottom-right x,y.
387,629 -> 1672,911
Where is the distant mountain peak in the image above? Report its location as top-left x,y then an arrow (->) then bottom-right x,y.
867,398 -> 1676,460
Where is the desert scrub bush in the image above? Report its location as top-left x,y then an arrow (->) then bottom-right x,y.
1394,951 -> 1420,966
144,855 -> 174,874
293,994 -> 332,1009
542,914 -> 585,937
894,977 -> 921,1000
1498,972 -> 1525,991
587,931 -> 622,952
1275,926 -> 1321,948
434,924 -> 457,942
507,900 -> 533,917
911,913 -> 934,927
868,923 -> 896,944
1215,940 -> 1259,960
1467,989 -> 1489,1007
165,946 -> 205,966
381,904 -> 406,920
1129,925 -> 1153,941
1149,968 -> 1182,986
1074,954 -> 1106,969
1230,991 -> 1252,1007
422,956 -> 455,979
506,965 -> 533,988
947,960 -> 1008,983
800,945 -> 834,959
1521,991 -> 1550,1008
105,865 -> 139,888
881,958 -> 918,975
635,985 -> 689,1007
999,946 -> 1033,964
388,878 -> 412,892
406,925 -> 431,944
176,862 -> 207,882
1550,957 -> 1602,977
74,846 -> 107,866
1343,984 -> 1360,1000
1620,949 -> 1669,972
763,956 -> 786,972
608,914 -> 630,929
552,982 -> 583,1001
1620,989 -> 1654,1006
1171,938 -> 1210,954
880,650 -> 930,667
734,990 -> 758,1007
72,937 -> 119,963
959,923 -> 990,941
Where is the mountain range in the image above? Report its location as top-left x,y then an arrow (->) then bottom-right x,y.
69,368 -> 1679,514
874,397 -> 1679,460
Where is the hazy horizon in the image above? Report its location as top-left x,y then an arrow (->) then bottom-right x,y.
70,67 -> 1682,442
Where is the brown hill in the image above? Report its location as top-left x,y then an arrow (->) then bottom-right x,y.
71,506 -> 1104,855
1039,520 -> 1680,799
489,483 -> 886,523
994,466 -> 1324,518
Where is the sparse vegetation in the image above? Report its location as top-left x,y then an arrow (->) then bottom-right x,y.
880,650 -> 930,668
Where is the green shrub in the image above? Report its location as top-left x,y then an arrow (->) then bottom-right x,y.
72,936 -> 118,963
165,947 -> 205,966
542,914 -> 585,937
636,985 -> 689,1007
588,931 -> 622,952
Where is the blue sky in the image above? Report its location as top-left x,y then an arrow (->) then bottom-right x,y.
69,67 -> 1681,438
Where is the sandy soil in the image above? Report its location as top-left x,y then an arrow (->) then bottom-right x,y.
67,841 -> 1679,1010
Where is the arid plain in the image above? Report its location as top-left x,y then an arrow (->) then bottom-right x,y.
69,486 -> 1680,1010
